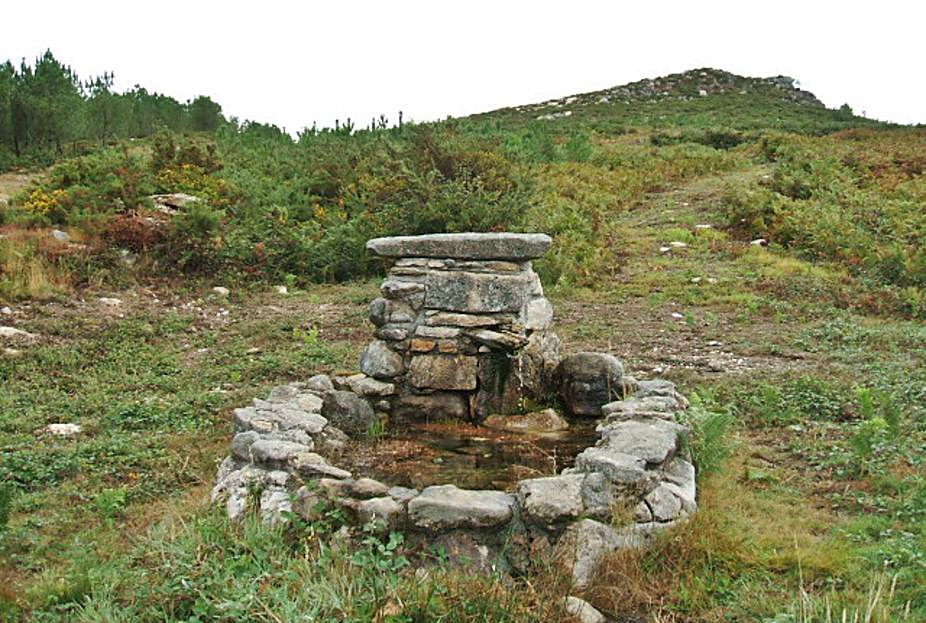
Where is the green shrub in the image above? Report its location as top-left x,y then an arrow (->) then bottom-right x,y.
680,394 -> 736,478
0,483 -> 12,532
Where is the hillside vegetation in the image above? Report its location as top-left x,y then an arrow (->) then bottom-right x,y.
0,55 -> 924,622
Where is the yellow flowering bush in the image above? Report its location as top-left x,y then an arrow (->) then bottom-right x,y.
23,188 -> 69,222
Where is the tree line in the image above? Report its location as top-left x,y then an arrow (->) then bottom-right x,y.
0,50 -> 224,166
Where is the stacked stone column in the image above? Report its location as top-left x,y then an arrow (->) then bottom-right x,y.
359,233 -> 560,422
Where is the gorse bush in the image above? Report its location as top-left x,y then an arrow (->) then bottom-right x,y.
719,129 -> 926,316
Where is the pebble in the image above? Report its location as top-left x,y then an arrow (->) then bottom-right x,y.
1,307 -> 11,315
0,326 -> 36,340
44,423 -> 82,436
671,312 -> 685,319
275,285 -> 289,295
213,286 -> 230,296
690,277 -> 702,283
669,241 -> 687,248
98,297 -> 122,307
750,238 -> 768,247
659,246 -> 671,253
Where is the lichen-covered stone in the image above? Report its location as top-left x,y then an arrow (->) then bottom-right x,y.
564,596 -> 606,623
558,352 -> 624,416
380,279 -> 426,308
408,485 -> 515,530
574,447 -> 648,485
601,395 -> 684,420
662,458 -> 697,513
525,297 -> 554,331
516,474 -> 585,524
597,419 -> 684,465
464,328 -> 527,350
357,496 -> 404,530
393,392 -> 470,421
349,477 -> 390,499
644,484 -> 683,522
360,340 -> 404,379
555,519 -> 645,588
250,439 -> 314,467
231,430 -> 261,460
425,312 -> 502,327
482,408 -> 569,433
321,390 -> 377,436
260,488 -> 292,526
387,486 -> 419,506
407,354 -> 478,390
345,374 -> 396,397
415,325 -> 460,339
366,232 -> 552,261
306,374 -> 334,393
425,271 -> 532,314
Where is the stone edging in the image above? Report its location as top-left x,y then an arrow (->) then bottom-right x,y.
212,373 -> 696,586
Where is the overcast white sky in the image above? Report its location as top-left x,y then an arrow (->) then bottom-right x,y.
3,1 -> 924,131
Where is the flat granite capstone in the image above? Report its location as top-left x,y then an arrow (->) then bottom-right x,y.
366,233 -> 552,261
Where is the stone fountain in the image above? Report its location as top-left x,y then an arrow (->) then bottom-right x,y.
360,232 -> 560,422
212,233 -> 697,587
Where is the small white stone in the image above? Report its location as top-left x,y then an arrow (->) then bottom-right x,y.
98,297 -> 122,307
44,423 -> 82,436
671,312 -> 684,319
659,246 -> 671,253
564,596 -> 605,623
0,307 -> 11,315
0,326 -> 36,340
750,238 -> 768,247
275,285 -> 288,295
669,241 -> 687,248
690,277 -> 702,283
212,286 -> 230,296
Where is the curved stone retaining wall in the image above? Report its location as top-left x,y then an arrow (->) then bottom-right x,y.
211,233 -> 698,584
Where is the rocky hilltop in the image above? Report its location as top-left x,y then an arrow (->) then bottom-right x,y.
485,68 -> 825,121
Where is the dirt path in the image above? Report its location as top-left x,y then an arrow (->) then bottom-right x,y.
0,170 -> 39,204
552,164 -> 817,386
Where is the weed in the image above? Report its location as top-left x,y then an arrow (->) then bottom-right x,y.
679,393 -> 736,479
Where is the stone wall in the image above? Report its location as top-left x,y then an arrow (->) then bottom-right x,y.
359,233 -> 560,422
211,233 -> 700,586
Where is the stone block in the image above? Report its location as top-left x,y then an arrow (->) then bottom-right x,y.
425,270 -> 531,313
409,338 -> 436,352
408,484 -> 515,530
557,352 -> 624,416
516,473 -> 585,524
393,392 -> 471,421
360,340 -> 405,378
366,232 -> 552,261
408,354 -> 478,390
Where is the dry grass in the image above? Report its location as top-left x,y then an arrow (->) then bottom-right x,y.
0,230 -> 70,300
584,446 -> 855,621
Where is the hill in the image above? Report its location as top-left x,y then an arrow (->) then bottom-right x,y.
0,58 -> 924,621
473,67 -> 881,134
